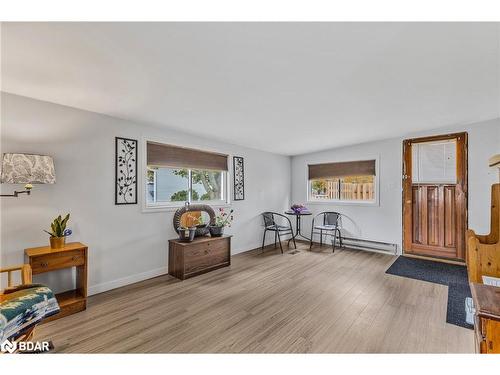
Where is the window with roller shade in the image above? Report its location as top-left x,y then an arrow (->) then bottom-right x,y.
308,159 -> 377,203
146,141 -> 229,207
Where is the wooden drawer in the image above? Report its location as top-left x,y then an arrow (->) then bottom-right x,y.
31,249 -> 85,274
184,239 -> 230,275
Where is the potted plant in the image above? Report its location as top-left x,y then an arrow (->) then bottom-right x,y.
44,213 -> 72,249
209,208 -> 234,237
177,226 -> 197,242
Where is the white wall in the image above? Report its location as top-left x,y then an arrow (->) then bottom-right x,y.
1,92 -> 498,295
291,118 -> 500,254
0,93 -> 291,294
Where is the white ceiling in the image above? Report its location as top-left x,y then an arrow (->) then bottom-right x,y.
2,22 -> 499,155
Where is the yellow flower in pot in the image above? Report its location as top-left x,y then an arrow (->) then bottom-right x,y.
43,213 -> 72,249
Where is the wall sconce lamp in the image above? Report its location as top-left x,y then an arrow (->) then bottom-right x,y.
490,154 -> 500,182
489,154 -> 500,168
0,153 -> 56,197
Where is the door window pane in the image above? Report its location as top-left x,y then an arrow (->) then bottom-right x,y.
412,139 -> 457,183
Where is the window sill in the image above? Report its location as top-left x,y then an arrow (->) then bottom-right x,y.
306,200 -> 379,207
142,202 -> 232,213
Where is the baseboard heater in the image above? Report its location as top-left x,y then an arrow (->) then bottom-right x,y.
339,236 -> 397,254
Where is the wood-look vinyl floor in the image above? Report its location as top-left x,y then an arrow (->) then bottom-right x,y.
35,243 -> 474,353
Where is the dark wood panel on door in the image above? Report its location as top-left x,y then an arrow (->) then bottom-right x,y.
403,132 -> 468,261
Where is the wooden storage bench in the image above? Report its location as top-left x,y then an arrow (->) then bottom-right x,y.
168,236 -> 231,280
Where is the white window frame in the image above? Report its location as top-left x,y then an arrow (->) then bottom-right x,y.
306,157 -> 380,207
141,137 -> 231,212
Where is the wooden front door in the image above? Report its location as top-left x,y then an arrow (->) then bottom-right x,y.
402,132 -> 468,261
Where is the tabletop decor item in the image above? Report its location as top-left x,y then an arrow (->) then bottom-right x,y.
43,213 -> 72,249
115,137 -> 138,205
0,153 -> 55,198
233,156 -> 244,201
209,208 -> 234,237
290,204 -> 309,214
173,203 -> 216,237
177,226 -> 197,242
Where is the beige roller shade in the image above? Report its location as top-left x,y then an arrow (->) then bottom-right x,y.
147,142 -> 228,171
308,160 -> 376,179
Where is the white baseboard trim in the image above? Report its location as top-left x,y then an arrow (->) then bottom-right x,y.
87,243 -> 259,297
88,267 -> 168,296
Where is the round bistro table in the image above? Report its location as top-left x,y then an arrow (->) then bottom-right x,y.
284,210 -> 312,242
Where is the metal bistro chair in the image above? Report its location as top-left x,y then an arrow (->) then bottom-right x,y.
310,211 -> 343,252
261,212 -> 297,254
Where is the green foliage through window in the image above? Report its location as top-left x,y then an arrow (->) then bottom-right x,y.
147,167 -> 225,205
170,189 -> 199,201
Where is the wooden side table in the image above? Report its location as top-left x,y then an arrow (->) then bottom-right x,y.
25,242 -> 88,322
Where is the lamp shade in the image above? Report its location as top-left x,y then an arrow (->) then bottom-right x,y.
1,153 -> 56,184
489,154 -> 500,168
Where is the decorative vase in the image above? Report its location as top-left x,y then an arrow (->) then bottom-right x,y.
50,236 -> 66,249
178,227 -> 197,242
209,225 -> 224,237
